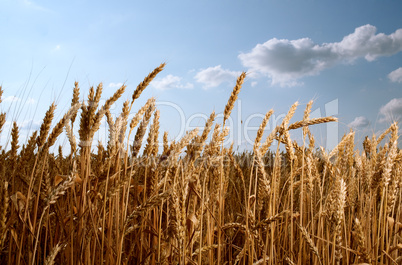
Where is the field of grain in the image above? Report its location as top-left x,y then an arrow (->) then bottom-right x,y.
0,63 -> 401,264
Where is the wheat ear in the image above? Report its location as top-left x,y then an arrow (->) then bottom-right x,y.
0,86 -> 4,134
0,112 -> 5,134
329,131 -> 354,159
129,97 -> 155,135
132,63 -> 165,103
255,148 -> 270,211
88,83 -> 103,130
254,109 -> 274,151
144,109 -> 160,157
44,243 -> 65,265
288,116 -> 338,130
354,218 -> 371,263
302,100 -> 313,137
37,103 -> 56,148
131,103 -> 155,157
10,121 -> 19,163
118,100 -> 131,146
296,222 -> 323,265
89,84 -> 126,140
0,181 -> 9,248
223,72 -> 246,126
47,103 -> 81,149
260,126 -> 278,155
382,123 -> 398,188
334,178 -> 346,264
70,82 -> 80,124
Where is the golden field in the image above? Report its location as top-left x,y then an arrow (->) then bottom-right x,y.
0,63 -> 401,264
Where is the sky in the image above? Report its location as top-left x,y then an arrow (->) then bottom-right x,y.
1,0 -> 402,153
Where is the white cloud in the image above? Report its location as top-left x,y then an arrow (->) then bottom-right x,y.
50,44 -> 61,53
108,82 -> 124,88
26,98 -> 35,105
21,0 -> 51,12
194,65 -> 242,89
239,24 -> 402,87
251,81 -> 258,87
3,96 -> 35,105
3,96 -> 20,103
18,120 -> 41,130
379,98 -> 402,122
388,67 -> 402,83
348,116 -> 370,129
0,120 -> 40,135
151,75 -> 193,91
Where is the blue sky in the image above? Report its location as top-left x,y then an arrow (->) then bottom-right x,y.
1,0 -> 402,152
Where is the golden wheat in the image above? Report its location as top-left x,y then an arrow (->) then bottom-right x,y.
0,68 -> 400,265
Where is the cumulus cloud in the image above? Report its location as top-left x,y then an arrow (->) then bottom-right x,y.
18,120 -> 41,131
151,75 -> 193,91
3,96 -> 20,103
21,0 -> 51,12
388,67 -> 402,83
194,65 -> 242,89
26,98 -> 35,104
0,120 -> 40,136
348,116 -> 370,129
3,96 -> 35,104
108,82 -> 124,88
51,44 -> 61,52
239,24 -> 402,86
379,98 -> 402,122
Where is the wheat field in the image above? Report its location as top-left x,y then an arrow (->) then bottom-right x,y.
0,63 -> 401,265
